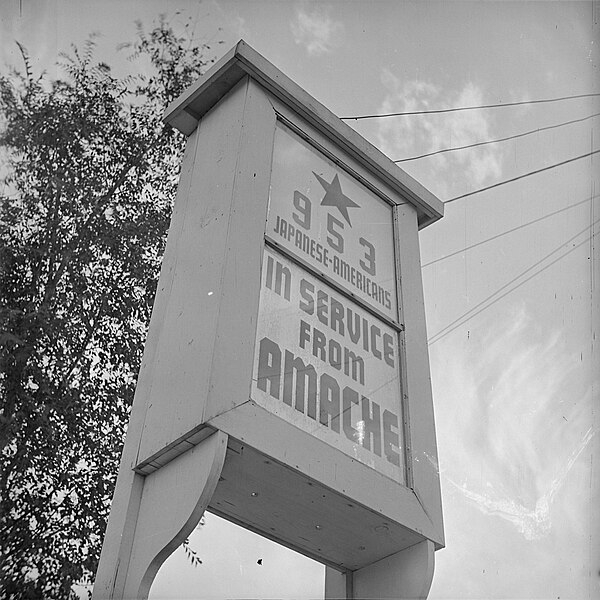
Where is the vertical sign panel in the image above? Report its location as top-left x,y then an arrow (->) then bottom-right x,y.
252,123 -> 404,483
267,124 -> 398,322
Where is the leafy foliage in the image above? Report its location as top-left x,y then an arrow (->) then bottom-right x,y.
0,17 -> 217,598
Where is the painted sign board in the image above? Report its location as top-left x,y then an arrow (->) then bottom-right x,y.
268,123 -> 398,321
94,41 -> 444,600
252,121 -> 406,486
252,246 -> 405,483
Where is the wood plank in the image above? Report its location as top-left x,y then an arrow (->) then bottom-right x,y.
124,431 -> 228,598
135,79 -> 250,462
163,40 -> 443,228
204,78 -> 277,421
208,401 -> 443,546
92,127 -> 202,600
209,440 -> 424,571
353,539 -> 435,599
394,204 -> 445,548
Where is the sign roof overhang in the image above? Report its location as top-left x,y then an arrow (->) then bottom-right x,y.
163,40 -> 444,229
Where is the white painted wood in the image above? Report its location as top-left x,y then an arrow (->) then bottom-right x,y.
352,540 -> 435,599
93,431 -> 227,599
208,401 -> 440,546
394,205 -> 445,546
134,80 -> 247,462
93,473 -> 145,599
324,541 -> 434,600
209,438 -> 423,571
163,41 -> 444,228
324,567 -> 349,599
199,88 -> 444,551
132,77 -> 275,465
123,431 -> 227,599
203,78 -> 276,422
93,128 -> 202,599
96,41 -> 444,599
134,425 -> 215,475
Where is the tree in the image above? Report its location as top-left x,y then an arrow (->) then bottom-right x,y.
0,18 -> 219,598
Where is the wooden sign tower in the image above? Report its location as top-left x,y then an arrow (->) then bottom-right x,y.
93,41 -> 445,599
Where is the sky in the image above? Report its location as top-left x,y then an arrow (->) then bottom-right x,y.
2,1 -> 599,599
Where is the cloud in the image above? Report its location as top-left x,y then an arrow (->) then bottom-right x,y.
433,425 -> 594,541
290,5 -> 344,56
432,304 -> 595,541
376,71 -> 504,199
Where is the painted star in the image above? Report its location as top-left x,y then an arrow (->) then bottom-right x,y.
313,172 -> 360,226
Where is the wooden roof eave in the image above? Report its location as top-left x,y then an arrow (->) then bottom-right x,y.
163,40 -> 444,229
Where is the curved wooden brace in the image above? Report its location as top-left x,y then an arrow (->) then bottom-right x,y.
325,539 -> 435,599
122,430 -> 228,599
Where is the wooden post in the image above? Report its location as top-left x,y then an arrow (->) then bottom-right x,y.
93,432 -> 227,599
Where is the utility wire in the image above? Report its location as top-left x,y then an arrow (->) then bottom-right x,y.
445,149 -> 600,204
394,112 -> 600,163
341,92 -> 600,120
427,217 -> 600,345
428,233 -> 594,345
305,211 -> 599,420
422,195 -> 599,268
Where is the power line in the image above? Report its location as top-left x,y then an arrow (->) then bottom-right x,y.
341,92 -> 600,120
427,218 -> 600,345
422,195 -> 598,268
428,233 -> 594,345
394,112 -> 600,163
445,149 -> 600,204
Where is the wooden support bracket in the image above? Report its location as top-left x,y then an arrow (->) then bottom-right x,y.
93,431 -> 228,599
